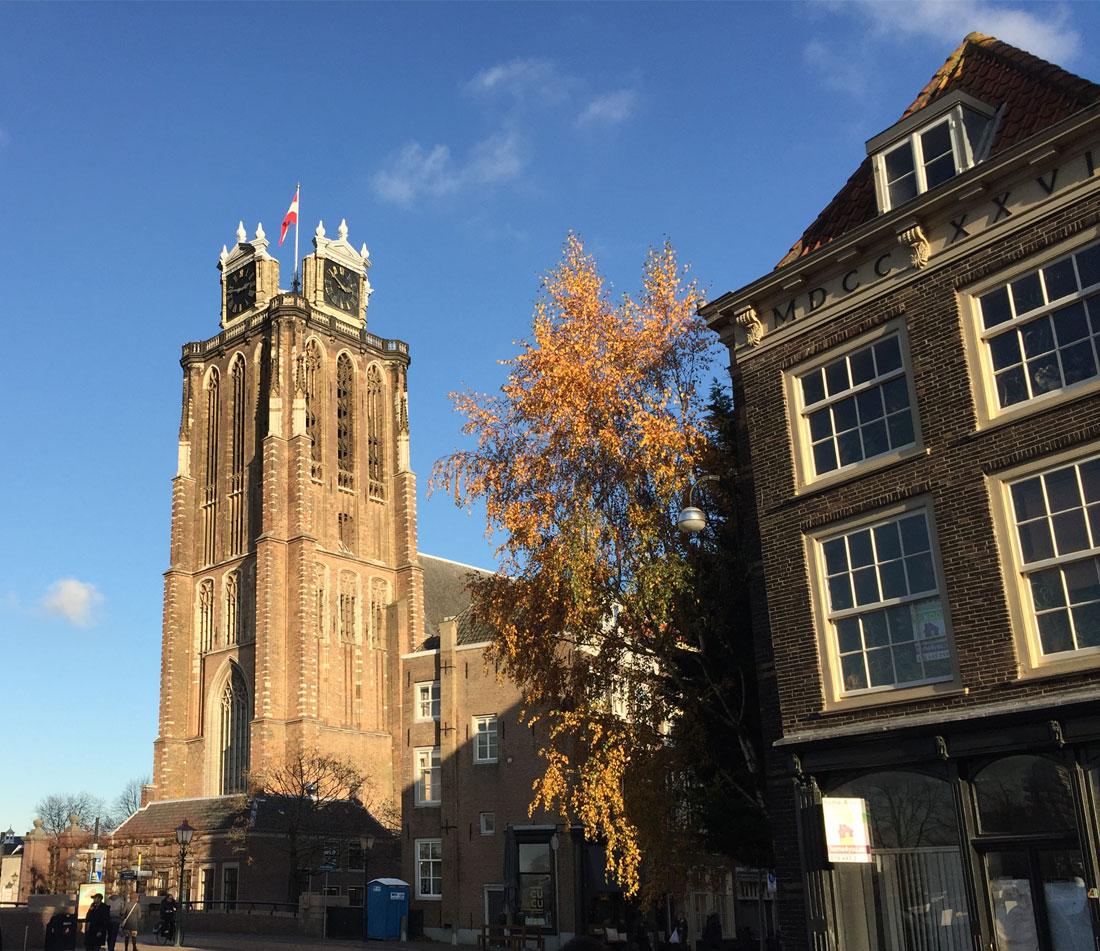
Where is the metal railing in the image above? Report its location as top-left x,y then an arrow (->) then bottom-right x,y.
179,899 -> 298,917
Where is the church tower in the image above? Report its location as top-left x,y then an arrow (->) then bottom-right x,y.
150,219 -> 424,804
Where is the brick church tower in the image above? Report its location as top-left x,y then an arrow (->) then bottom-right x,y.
149,218 -> 424,805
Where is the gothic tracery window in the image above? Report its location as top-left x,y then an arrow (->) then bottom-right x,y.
198,579 -> 214,652
304,341 -> 322,480
202,369 -> 220,565
228,355 -> 246,555
337,353 -> 355,491
225,571 -> 239,646
366,365 -> 384,499
218,666 -> 250,795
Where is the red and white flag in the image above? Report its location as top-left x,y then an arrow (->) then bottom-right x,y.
279,184 -> 299,246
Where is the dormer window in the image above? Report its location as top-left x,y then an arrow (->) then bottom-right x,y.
869,92 -> 996,213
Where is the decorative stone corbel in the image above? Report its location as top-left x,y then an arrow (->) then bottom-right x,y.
898,223 -> 931,270
735,306 -> 764,347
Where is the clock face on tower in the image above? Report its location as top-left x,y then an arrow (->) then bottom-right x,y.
225,261 -> 257,318
324,260 -> 360,315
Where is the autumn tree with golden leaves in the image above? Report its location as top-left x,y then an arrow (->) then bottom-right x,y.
434,235 -> 768,897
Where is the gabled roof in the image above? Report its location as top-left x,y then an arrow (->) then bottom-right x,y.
112,795 -> 387,841
420,553 -> 494,647
777,32 -> 1100,268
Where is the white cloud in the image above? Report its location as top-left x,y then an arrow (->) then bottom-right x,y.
371,130 -> 525,207
464,58 -> 571,106
577,89 -> 638,127
41,578 -> 104,628
851,0 -> 1081,63
803,39 -> 872,99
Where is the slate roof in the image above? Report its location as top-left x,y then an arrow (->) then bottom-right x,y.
112,795 -> 387,840
420,553 -> 494,647
777,33 -> 1100,268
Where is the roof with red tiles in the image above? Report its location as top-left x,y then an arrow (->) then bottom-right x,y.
776,33 -> 1100,268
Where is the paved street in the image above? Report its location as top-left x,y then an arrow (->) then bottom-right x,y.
171,937 -> 447,951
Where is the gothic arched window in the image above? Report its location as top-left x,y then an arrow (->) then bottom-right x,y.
304,341 -> 323,481
366,365 -> 384,499
225,571 -> 239,646
336,353 -> 355,491
218,666 -> 250,794
202,369 -> 220,565
198,579 -> 214,652
228,355 -> 246,555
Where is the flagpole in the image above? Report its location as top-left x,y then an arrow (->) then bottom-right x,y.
293,182 -> 301,295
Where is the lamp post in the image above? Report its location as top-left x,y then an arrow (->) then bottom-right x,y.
676,474 -> 720,535
360,834 -> 375,942
0,828 -> 12,904
174,820 -> 194,948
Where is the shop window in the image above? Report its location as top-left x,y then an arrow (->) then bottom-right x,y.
829,771 -> 970,950
1004,453 -> 1100,662
974,241 -> 1100,415
416,839 -> 442,899
973,755 -> 1076,835
516,841 -> 555,930
814,505 -> 953,699
791,324 -> 920,487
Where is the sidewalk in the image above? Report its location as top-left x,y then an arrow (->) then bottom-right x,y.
173,936 -> 454,951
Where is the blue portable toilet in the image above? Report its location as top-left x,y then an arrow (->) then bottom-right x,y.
367,877 -> 410,940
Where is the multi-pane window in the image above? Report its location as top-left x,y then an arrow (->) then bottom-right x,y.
415,747 -> 441,805
415,682 -> 440,722
415,839 -> 442,899
1008,455 -> 1100,657
799,333 -> 916,477
882,119 -> 956,209
473,715 -> 499,763
366,365 -> 385,499
819,508 -> 951,695
871,100 -> 992,212
978,242 -> 1100,409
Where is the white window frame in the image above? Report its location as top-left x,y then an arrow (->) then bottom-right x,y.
473,714 -> 499,764
787,319 -> 922,492
869,96 -> 994,213
480,811 -> 496,836
963,230 -> 1100,429
414,681 -> 440,722
990,443 -> 1100,679
415,838 -> 442,900
414,746 -> 441,806
807,497 -> 958,709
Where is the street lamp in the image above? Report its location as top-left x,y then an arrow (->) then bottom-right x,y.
676,475 -> 720,534
360,834 -> 375,942
174,820 -> 194,948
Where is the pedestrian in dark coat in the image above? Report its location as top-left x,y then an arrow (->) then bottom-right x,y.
84,894 -> 110,950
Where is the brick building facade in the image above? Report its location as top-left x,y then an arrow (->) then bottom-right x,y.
109,218 -> 601,945
703,35 -> 1100,950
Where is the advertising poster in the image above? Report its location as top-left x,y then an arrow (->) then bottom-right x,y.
821,797 -> 872,863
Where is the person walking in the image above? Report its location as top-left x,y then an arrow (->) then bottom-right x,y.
106,895 -> 123,951
84,894 -> 110,951
120,896 -> 143,951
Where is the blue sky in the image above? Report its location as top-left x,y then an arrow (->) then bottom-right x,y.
1,1 -> 1096,832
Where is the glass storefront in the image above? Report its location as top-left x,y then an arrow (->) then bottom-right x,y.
830,771 -> 971,950
818,753 -> 1098,951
